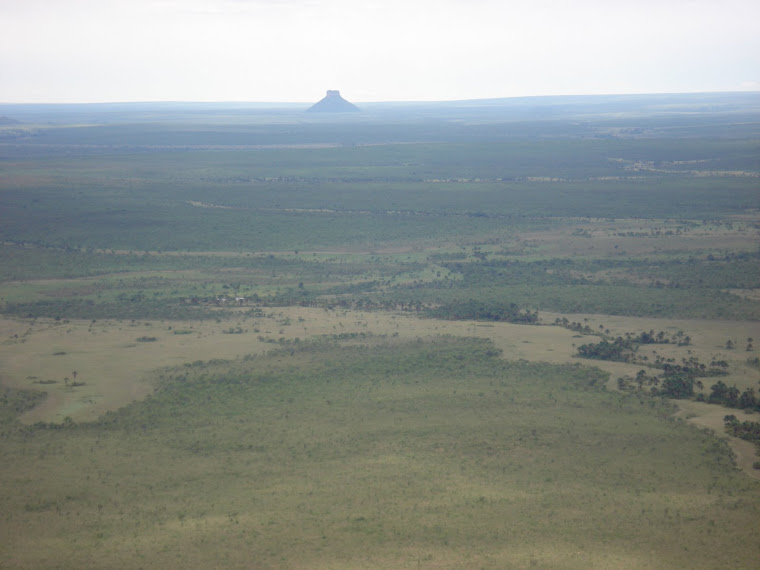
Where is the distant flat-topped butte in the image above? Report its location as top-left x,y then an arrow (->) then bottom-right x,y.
306,89 -> 360,113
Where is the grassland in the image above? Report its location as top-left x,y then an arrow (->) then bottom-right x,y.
1,93 -> 759,568
2,337 -> 760,568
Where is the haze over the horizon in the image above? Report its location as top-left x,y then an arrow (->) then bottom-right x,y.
1,0 -> 758,104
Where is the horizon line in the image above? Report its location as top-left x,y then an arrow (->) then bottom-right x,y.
2,89 -> 759,107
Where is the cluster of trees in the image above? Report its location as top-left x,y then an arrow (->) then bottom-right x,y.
725,337 -> 754,351
425,300 -> 539,324
260,293 -> 431,314
577,338 -> 638,362
708,381 -> 758,409
575,328 -> 693,364
617,362 -> 759,415
634,329 -> 691,346
554,318 -> 600,336
576,326 -> 698,363
723,415 -> 760,464
576,330 -> 743,405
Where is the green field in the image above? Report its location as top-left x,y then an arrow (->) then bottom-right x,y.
1,92 -> 759,568
3,338 -> 759,568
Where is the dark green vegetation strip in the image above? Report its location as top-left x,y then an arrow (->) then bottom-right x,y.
2,102 -> 759,321
1,137 -> 759,251
424,299 -> 538,323
3,242 -> 759,321
2,337 -> 758,567
387,254 -> 760,320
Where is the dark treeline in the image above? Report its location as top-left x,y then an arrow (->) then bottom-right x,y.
723,415 -> 760,464
424,300 -> 539,323
575,333 -> 755,409
575,330 -> 689,363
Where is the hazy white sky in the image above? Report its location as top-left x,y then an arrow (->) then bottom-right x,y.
1,0 -> 759,103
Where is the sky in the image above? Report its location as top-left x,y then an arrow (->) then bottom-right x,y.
1,0 -> 759,103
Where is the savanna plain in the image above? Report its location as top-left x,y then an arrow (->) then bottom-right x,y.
1,93 -> 759,568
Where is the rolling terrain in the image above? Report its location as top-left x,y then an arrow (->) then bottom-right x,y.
1,92 -> 759,568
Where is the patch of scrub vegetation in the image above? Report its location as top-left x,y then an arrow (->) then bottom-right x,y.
629,251 -> 760,290
723,415 -> 760,456
576,330 -> 694,363
1,337 -> 759,568
579,330 -> 760,422
391,255 -> 760,321
1,297 -> 236,321
0,387 -> 47,426
424,299 -> 539,323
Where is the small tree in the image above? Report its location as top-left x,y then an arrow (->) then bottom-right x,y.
709,380 -> 729,404
739,388 -> 756,410
726,385 -> 740,407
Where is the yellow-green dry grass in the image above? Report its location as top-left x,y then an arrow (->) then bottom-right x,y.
1,337 -> 759,569
2,310 -> 758,420
2,307 -> 758,472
